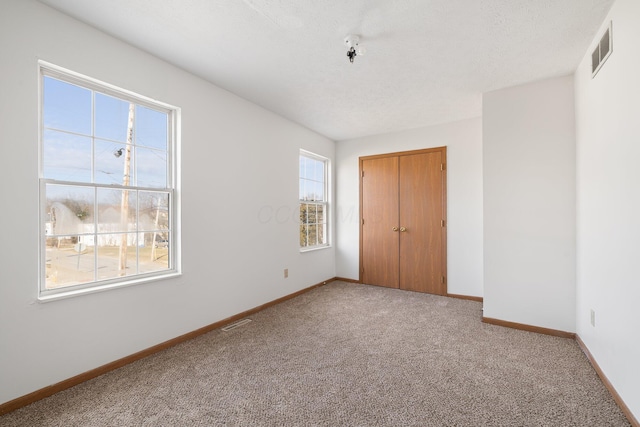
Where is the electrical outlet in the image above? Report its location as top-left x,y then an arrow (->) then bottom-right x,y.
284,268 -> 288,278
590,309 -> 596,327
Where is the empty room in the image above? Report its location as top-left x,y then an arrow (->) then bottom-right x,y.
0,0 -> 638,425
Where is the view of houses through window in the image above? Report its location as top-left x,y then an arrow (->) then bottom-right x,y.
40,64 -> 177,296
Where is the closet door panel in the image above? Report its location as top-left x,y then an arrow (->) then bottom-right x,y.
361,157 -> 399,288
398,151 -> 444,294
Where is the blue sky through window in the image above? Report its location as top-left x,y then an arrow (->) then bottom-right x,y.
299,155 -> 325,201
43,77 -> 91,134
43,76 -> 169,188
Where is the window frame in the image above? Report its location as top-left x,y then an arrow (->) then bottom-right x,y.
38,61 -> 181,301
299,150 -> 330,252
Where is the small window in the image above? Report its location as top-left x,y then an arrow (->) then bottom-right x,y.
39,62 -> 180,300
299,151 -> 329,250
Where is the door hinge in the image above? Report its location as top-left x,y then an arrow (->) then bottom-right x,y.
362,218 -> 365,225
441,163 -> 445,171
361,170 -> 364,177
441,276 -> 446,284
441,219 -> 446,227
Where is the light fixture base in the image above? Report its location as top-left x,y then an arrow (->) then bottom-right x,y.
344,34 -> 364,64
344,34 -> 360,49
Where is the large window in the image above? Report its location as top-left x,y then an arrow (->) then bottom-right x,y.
299,151 -> 329,250
39,62 -> 179,299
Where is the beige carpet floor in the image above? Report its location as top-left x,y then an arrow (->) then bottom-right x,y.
1,281 -> 630,426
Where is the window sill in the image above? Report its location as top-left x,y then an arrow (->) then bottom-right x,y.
37,271 -> 181,303
299,245 -> 332,253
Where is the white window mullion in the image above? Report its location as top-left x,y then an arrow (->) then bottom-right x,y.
93,186 -> 98,283
91,91 -> 96,184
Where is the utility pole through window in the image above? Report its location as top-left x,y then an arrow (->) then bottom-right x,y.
119,103 -> 135,275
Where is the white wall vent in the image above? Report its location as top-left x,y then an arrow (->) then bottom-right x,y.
221,318 -> 252,331
592,21 -> 613,78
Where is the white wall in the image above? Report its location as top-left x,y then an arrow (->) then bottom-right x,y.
575,0 -> 640,418
483,76 -> 576,333
0,0 -> 335,405
335,118 -> 484,298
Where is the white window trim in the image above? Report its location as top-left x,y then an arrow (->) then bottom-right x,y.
299,150 -> 331,252
37,61 -> 181,301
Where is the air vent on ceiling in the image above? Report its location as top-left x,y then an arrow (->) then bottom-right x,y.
592,21 -> 612,78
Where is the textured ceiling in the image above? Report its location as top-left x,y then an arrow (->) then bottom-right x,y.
38,0 -> 614,141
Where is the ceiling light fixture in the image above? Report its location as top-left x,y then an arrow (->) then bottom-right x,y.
344,34 -> 366,64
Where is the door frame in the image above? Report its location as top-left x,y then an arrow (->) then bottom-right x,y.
359,146 -> 447,294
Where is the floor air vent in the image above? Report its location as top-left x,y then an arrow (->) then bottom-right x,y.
221,318 -> 252,331
592,21 -> 612,78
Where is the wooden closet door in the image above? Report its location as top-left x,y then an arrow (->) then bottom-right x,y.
398,151 -> 445,294
361,157 -> 399,288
